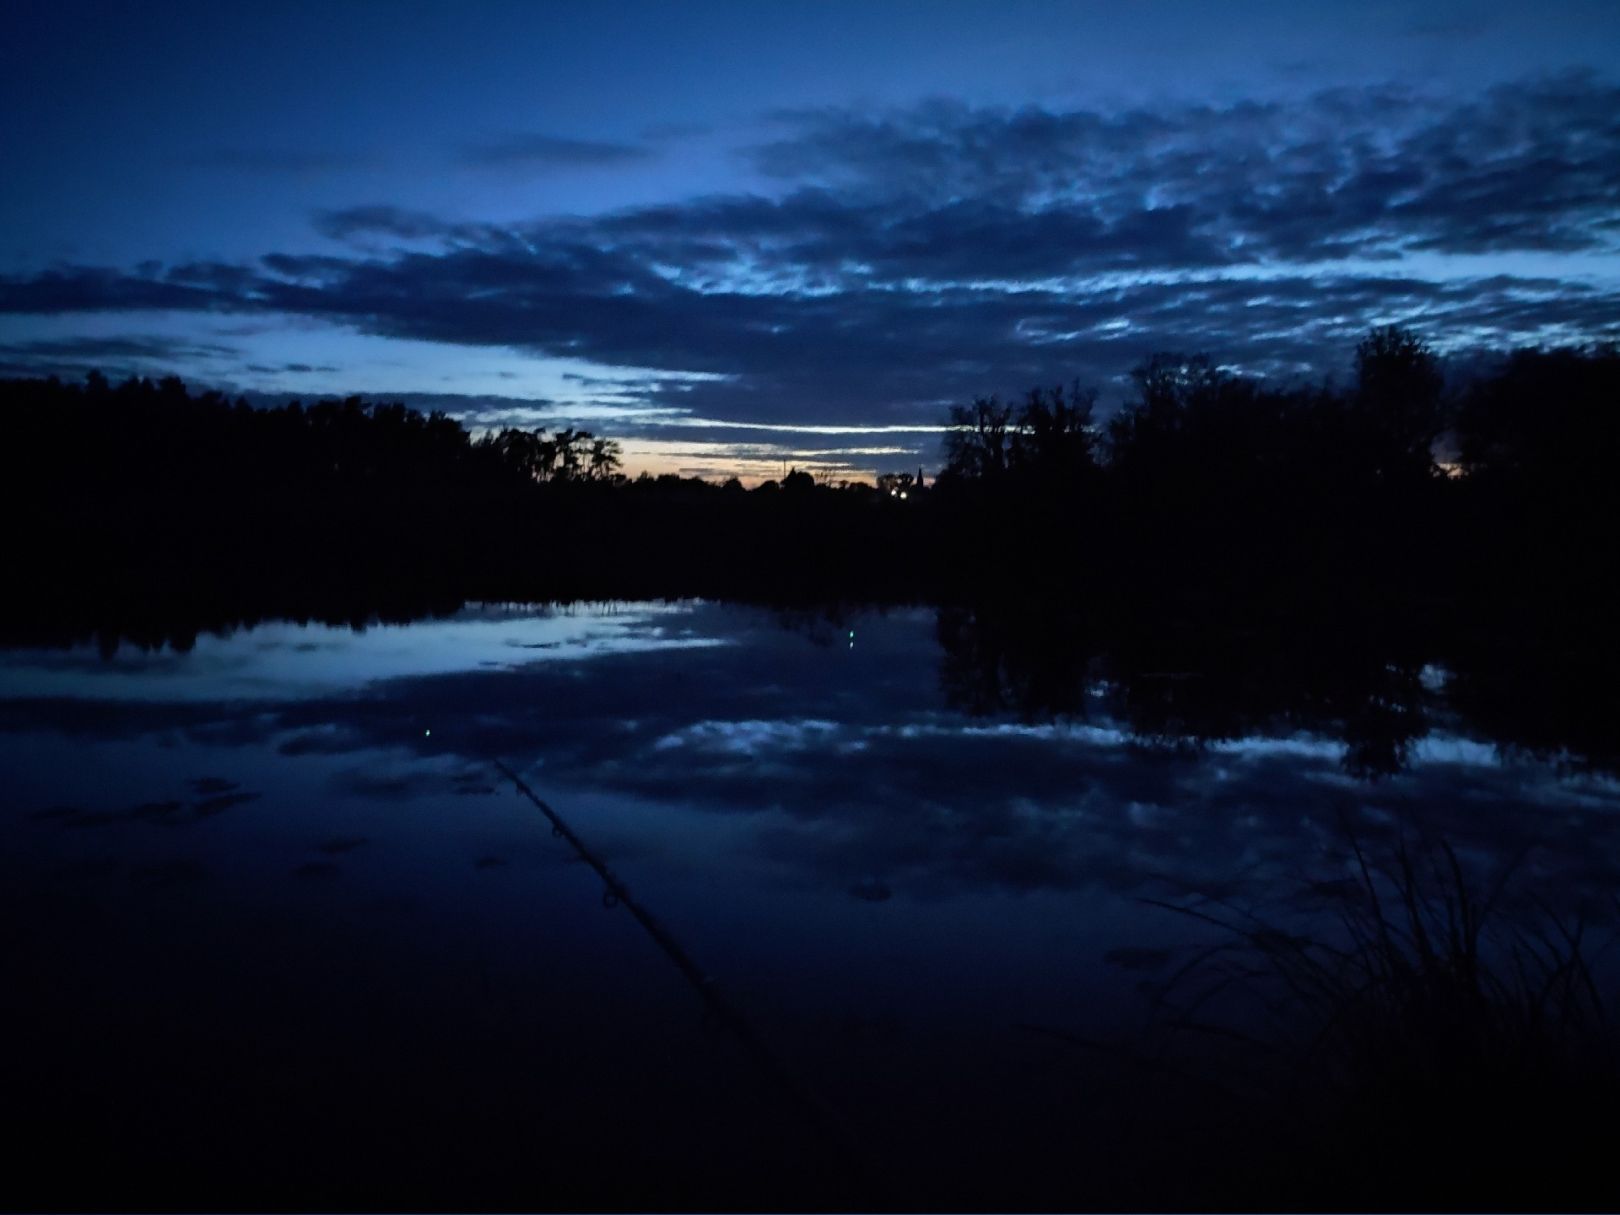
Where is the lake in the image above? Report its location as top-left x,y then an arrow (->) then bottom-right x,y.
5,600 -> 1618,1209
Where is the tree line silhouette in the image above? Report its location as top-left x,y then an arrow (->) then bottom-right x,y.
2,328 -> 1615,647
932,328 -> 1616,622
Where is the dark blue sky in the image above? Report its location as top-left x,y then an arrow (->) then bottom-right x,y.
4,0 -> 1618,479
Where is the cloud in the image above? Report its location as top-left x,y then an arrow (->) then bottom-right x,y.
0,267 -> 225,314
459,132 -> 654,169
0,335 -> 235,361
314,206 -> 464,243
243,362 -> 338,375
4,257 -> 1616,427
749,74 -> 1620,262
3,78 -> 1618,431
0,334 -> 241,378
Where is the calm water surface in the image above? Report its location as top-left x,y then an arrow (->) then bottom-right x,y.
5,601 -> 1618,1208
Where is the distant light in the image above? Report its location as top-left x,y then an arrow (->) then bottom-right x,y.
848,630 -> 855,638
899,491 -> 908,500
424,728 -> 432,737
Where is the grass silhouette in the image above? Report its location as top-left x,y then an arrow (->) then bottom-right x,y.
1115,826 -> 1620,1208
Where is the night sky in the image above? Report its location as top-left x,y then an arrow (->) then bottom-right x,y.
4,1 -> 1619,480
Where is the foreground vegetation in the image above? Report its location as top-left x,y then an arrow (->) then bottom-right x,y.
1091,828 -> 1620,1209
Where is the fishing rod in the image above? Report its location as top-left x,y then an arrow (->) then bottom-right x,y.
491,759 -> 880,1186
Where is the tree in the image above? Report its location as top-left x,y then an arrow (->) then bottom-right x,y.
1011,382 -> 1098,481
1107,353 -> 1227,464
944,396 -> 1014,480
587,436 -> 623,481
481,427 -> 546,481
1354,325 -> 1445,481
552,428 -> 585,481
1456,346 -> 1620,487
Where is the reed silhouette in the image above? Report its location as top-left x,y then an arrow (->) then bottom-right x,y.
1099,826 -> 1620,1209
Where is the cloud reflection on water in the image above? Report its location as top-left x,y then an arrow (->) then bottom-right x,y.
3,601 -> 1616,911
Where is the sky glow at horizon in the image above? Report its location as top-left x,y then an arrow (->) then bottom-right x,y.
4,0 -> 1619,481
